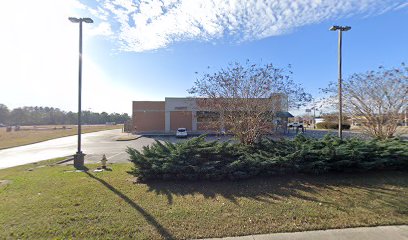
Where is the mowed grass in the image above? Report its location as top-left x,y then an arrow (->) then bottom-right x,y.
0,125 -> 122,149
0,160 -> 407,239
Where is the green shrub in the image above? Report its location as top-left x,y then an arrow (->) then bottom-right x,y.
316,122 -> 350,130
127,135 -> 408,181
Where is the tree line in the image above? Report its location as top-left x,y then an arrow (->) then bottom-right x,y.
0,104 -> 131,126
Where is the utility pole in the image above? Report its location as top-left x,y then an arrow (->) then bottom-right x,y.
313,103 -> 316,129
330,25 -> 351,140
69,17 -> 93,169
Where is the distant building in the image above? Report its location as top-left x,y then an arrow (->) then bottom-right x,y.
132,96 -> 291,134
315,118 -> 325,124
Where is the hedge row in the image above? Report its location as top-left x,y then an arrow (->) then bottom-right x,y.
127,135 -> 408,181
316,122 -> 351,130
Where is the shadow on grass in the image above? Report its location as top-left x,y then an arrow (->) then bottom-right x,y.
84,171 -> 174,239
143,171 -> 408,208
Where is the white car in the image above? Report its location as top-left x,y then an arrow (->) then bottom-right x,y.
176,128 -> 188,138
287,122 -> 304,128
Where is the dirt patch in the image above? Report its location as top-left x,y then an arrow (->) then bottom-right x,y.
0,180 -> 12,187
126,177 -> 141,184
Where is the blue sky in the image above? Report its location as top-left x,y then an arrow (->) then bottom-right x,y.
0,0 -> 407,115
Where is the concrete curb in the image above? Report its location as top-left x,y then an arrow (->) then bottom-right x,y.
201,225 -> 408,240
140,133 -> 234,137
115,135 -> 143,141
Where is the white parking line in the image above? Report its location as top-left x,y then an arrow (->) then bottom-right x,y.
107,152 -> 124,160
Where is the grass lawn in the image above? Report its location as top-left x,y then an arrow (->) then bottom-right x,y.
0,160 -> 407,239
0,125 -> 122,149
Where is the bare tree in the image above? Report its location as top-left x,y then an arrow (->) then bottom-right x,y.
188,61 -> 311,144
323,64 -> 408,139
321,113 -> 349,123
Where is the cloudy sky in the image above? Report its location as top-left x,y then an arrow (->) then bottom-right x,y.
0,0 -> 407,114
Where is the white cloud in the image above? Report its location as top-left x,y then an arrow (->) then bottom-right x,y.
87,0 -> 406,52
395,2 -> 408,10
88,22 -> 113,37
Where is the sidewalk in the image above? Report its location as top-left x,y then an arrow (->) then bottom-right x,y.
203,225 -> 408,240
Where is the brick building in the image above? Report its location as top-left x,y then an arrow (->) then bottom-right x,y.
132,96 -> 290,134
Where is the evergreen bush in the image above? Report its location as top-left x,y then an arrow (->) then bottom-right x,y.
127,135 -> 408,181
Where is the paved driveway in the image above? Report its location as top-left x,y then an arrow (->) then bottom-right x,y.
0,129 -> 156,169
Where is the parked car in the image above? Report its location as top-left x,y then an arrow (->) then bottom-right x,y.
287,122 -> 304,128
176,128 -> 188,138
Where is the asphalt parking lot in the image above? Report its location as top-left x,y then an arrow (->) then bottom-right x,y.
2,128 -> 405,169
150,134 -> 234,143
0,130 -> 156,169
140,129 -> 373,146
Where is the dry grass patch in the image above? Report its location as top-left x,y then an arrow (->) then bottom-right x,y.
0,125 -> 122,149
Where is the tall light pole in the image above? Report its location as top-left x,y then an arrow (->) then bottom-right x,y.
312,102 -> 317,129
69,17 -> 93,168
330,25 -> 351,140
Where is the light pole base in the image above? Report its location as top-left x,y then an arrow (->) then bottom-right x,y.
73,152 -> 85,169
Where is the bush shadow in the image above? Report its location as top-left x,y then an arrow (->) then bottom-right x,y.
143,171 -> 408,209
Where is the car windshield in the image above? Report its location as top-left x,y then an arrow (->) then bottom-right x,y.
178,129 -> 186,132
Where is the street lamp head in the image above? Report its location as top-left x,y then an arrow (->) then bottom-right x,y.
68,17 -> 80,23
342,26 -> 351,31
82,18 -> 94,23
329,25 -> 339,31
330,25 -> 351,31
68,17 -> 94,23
